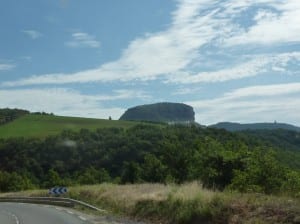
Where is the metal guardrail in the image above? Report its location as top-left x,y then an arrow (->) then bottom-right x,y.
0,197 -> 106,213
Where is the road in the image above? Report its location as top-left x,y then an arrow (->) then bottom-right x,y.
0,202 -> 91,224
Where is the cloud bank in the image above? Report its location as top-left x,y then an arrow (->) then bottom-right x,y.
0,88 -> 149,119
187,82 -> 300,125
5,0 -> 299,87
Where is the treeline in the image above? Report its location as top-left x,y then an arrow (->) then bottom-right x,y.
0,108 -> 29,125
0,124 -> 299,196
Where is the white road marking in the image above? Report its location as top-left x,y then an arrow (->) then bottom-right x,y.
55,207 -> 63,211
67,210 -> 74,214
11,213 -> 20,224
2,210 -> 20,224
78,215 -> 87,221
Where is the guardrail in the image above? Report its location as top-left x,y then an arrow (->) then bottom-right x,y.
0,197 -> 106,213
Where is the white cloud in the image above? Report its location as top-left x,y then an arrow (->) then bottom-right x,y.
170,52 -> 300,84
0,63 -> 15,71
0,88 -> 149,119
172,87 -> 202,95
65,32 -> 100,48
2,0 -> 222,86
3,0 -> 300,87
22,30 -> 43,39
5,50 -> 298,87
224,83 -> 300,98
170,58 -> 269,84
224,0 -> 300,45
186,82 -> 300,125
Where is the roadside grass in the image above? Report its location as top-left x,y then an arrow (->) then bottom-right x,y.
1,182 -> 300,223
0,114 -> 153,138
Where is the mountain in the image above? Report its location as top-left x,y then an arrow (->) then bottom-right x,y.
210,122 -> 300,132
119,102 -> 195,123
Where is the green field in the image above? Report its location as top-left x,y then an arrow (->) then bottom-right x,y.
0,114 -> 144,138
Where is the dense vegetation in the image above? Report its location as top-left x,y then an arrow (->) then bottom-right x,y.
0,124 -> 299,196
239,129 -> 300,169
0,108 -> 29,125
119,102 -> 195,122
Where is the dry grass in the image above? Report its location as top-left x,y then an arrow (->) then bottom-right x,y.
1,183 -> 300,223
66,182 -> 218,211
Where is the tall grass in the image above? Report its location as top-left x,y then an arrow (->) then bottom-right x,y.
2,182 -> 300,223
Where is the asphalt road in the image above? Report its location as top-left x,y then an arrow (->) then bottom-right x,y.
0,202 -> 91,224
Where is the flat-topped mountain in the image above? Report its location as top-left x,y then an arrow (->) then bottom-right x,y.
119,102 -> 195,123
210,122 -> 300,132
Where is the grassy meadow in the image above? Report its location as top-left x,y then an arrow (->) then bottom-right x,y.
3,183 -> 300,224
0,114 -> 146,138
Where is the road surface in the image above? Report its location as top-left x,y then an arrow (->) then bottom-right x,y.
0,202 -> 91,224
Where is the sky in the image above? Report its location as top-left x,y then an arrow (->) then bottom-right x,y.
0,0 -> 300,125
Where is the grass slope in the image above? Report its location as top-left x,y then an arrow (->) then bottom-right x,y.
3,183 -> 300,224
0,114 -> 143,139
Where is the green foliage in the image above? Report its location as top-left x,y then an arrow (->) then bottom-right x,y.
121,161 -> 142,184
43,169 -> 67,188
0,123 -> 299,196
0,171 -> 34,192
239,129 -> 300,169
141,154 -> 168,183
77,167 -> 111,185
228,148 -> 294,194
281,170 -> 300,197
0,108 -> 29,125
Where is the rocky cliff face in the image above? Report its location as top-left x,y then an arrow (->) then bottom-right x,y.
119,102 -> 195,123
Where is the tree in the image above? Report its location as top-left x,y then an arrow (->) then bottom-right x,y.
228,148 -> 287,194
121,161 -> 142,184
44,169 -> 65,188
142,154 -> 167,182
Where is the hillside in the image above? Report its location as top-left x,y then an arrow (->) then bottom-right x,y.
0,123 -> 299,194
0,114 -> 145,139
211,121 -> 300,132
119,102 -> 195,123
0,108 -> 30,125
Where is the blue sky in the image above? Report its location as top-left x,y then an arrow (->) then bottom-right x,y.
1,0 -> 300,125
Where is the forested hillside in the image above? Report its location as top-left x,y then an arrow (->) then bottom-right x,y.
0,124 -> 299,196
119,102 -> 195,122
211,122 -> 300,132
238,129 -> 300,169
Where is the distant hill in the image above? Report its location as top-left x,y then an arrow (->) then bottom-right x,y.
119,102 -> 195,123
210,122 -> 300,132
0,114 -> 153,139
